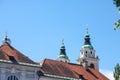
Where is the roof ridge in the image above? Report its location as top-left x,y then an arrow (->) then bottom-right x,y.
43,58 -> 69,63
0,44 -> 37,64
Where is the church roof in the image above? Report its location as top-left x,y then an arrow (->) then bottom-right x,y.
40,59 -> 109,80
0,43 -> 38,65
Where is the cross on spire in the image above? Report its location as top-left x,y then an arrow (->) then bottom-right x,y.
3,32 -> 11,45
5,32 -> 8,38
62,37 -> 64,45
86,24 -> 88,34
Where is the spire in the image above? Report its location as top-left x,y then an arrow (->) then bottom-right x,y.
57,38 -> 69,63
62,38 -> 64,46
84,26 -> 91,45
86,25 -> 89,34
60,38 -> 66,55
2,32 -> 11,45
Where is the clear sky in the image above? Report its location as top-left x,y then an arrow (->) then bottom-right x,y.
0,0 -> 119,79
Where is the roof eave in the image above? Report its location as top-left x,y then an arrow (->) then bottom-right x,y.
0,59 -> 41,68
43,73 -> 80,80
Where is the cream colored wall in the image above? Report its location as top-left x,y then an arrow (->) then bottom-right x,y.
0,62 -> 39,80
86,58 -> 99,70
39,76 -> 68,80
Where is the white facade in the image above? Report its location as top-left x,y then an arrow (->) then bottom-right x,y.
78,45 -> 99,70
0,62 -> 40,80
78,56 -> 99,70
39,76 -> 65,80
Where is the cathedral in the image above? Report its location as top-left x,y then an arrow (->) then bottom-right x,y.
0,29 -> 109,80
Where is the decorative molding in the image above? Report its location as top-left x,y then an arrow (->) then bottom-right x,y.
0,59 -> 41,67
44,74 -> 80,80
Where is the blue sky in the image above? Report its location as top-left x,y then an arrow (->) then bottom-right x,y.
0,0 -> 119,79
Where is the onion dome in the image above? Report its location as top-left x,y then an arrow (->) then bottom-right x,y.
81,27 -> 94,50
57,39 -> 69,62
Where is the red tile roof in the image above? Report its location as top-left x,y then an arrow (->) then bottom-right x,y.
0,44 -> 109,80
40,59 -> 109,80
0,44 -> 37,64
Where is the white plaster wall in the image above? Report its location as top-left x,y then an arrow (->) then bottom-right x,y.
0,62 -> 40,80
39,76 -> 65,80
0,67 -> 6,80
87,58 -> 99,70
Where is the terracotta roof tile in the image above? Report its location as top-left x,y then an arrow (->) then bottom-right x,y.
68,64 -> 98,80
88,68 -> 109,80
40,59 -> 78,78
40,59 -> 109,80
0,44 -> 37,64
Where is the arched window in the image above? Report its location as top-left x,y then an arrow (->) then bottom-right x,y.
85,51 -> 87,57
90,63 -> 95,68
7,75 -> 18,80
90,51 -> 92,54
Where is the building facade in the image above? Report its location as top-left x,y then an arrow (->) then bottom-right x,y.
0,30 -> 109,80
0,36 -> 40,80
39,28 -> 109,80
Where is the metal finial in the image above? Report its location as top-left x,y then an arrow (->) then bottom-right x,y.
86,24 -> 88,34
3,32 -> 11,45
62,37 -> 64,45
5,32 -> 8,38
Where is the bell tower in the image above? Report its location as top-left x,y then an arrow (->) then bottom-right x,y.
77,27 -> 99,70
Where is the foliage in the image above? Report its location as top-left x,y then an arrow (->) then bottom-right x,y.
114,19 -> 120,30
113,0 -> 120,8
113,0 -> 120,30
114,64 -> 120,80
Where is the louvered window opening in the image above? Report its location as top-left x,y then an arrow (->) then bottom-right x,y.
7,75 -> 18,80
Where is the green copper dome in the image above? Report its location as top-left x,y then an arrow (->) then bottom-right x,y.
82,44 -> 94,50
82,27 -> 94,50
58,54 -> 69,59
